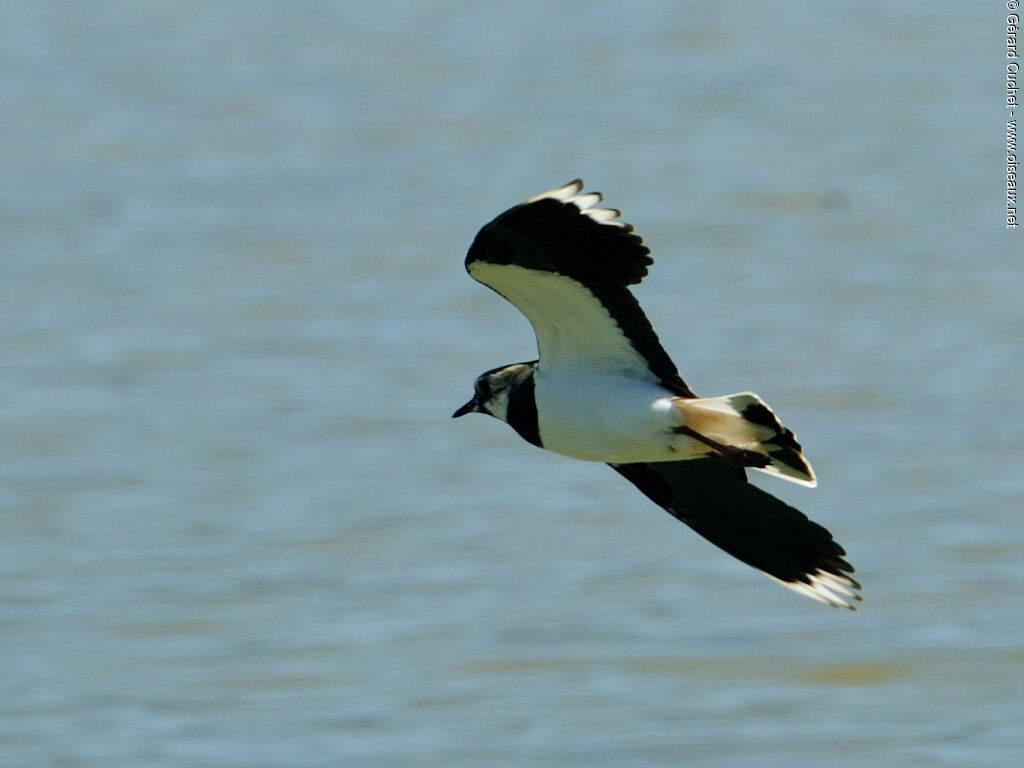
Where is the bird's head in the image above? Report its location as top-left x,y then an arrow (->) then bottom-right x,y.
452,363 -> 533,423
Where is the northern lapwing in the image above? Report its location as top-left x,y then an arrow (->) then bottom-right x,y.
454,180 -> 860,609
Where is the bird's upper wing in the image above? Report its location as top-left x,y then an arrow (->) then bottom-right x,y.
610,459 -> 861,609
465,180 -> 694,396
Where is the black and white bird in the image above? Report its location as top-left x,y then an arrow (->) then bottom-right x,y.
453,180 -> 861,610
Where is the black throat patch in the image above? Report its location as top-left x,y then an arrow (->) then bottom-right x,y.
506,368 -> 542,448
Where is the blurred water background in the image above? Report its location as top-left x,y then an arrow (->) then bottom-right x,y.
1,2 -> 1020,766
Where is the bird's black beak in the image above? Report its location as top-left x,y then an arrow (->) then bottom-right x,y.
452,397 -> 480,418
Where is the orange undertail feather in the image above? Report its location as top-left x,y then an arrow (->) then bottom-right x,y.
673,393 -> 816,486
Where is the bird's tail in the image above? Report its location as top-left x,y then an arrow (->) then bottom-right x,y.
673,393 -> 816,486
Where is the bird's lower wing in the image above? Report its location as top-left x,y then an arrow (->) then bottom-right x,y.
610,459 -> 861,609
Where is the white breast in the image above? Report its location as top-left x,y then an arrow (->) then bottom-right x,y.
533,371 -> 701,463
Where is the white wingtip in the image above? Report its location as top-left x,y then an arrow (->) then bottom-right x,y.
526,179 -> 627,228
527,179 -> 584,203
570,192 -> 603,210
768,570 -> 863,611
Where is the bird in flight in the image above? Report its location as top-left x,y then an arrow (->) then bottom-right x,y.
453,180 -> 860,609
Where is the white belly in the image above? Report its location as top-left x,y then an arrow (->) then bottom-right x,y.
533,372 -> 704,463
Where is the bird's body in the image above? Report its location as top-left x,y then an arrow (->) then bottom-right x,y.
454,180 -> 861,609
535,369 -> 687,463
